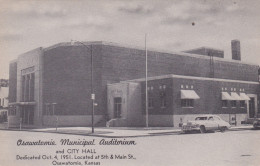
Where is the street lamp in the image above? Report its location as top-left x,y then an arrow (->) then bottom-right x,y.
71,40 -> 95,133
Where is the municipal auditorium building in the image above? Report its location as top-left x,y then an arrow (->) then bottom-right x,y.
8,40 -> 260,128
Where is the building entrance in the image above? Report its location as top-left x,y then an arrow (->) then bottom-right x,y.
20,105 -> 34,125
114,97 -> 122,118
249,97 -> 255,118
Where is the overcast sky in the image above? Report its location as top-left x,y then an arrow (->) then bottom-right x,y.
0,0 -> 260,79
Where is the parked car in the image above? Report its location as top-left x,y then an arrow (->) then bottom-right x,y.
182,115 -> 231,133
253,118 -> 260,129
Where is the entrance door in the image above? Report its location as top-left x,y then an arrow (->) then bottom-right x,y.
249,97 -> 255,118
114,97 -> 122,118
20,106 -> 34,125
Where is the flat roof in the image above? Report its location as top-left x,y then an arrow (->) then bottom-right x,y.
43,41 -> 258,66
183,46 -> 224,53
11,41 -> 257,67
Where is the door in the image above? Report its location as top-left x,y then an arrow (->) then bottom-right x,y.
20,106 -> 34,125
249,97 -> 255,118
114,97 -> 122,118
207,116 -> 218,130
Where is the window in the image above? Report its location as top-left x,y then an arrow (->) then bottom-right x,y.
240,101 -> 246,108
148,97 -> 154,108
222,100 -> 228,107
160,92 -> 166,108
114,97 -> 122,118
21,72 -> 35,102
213,116 -> 221,121
181,99 -> 194,107
195,117 -> 207,120
181,85 -> 184,89
8,106 -> 16,116
44,104 -> 51,115
231,100 -> 236,107
208,117 -> 214,121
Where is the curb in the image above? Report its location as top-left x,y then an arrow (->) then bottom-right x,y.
0,126 -> 255,138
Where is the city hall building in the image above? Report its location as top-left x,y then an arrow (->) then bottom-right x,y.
8,40 -> 260,128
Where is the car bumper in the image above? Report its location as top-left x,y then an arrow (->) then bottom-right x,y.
182,126 -> 200,132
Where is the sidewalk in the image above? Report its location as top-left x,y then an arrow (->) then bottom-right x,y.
32,127 -> 183,138
0,122 -> 254,138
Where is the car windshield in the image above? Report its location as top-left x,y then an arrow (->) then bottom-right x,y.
195,117 -> 208,120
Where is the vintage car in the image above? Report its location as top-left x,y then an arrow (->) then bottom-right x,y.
182,115 -> 231,133
253,118 -> 260,129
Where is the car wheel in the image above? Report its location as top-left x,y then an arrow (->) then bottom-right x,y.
200,126 -> 206,133
220,126 -> 227,132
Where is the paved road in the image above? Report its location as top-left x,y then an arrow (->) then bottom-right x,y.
0,129 -> 260,166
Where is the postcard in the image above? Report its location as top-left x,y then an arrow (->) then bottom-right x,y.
0,0 -> 260,166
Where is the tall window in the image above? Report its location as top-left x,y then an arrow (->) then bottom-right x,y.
181,99 -> 194,107
114,97 -> 122,118
44,104 -> 51,115
160,92 -> 166,108
21,67 -> 35,102
148,97 -> 154,108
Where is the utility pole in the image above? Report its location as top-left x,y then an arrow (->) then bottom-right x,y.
145,34 -> 148,128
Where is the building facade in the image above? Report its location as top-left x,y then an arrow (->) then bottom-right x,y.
0,84 -> 8,123
8,40 -> 260,128
107,74 -> 258,127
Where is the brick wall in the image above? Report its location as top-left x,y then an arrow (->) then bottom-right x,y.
101,45 -> 258,82
141,77 -> 259,115
174,78 -> 259,115
140,78 -> 173,115
43,45 -> 103,115
40,43 -> 260,117
8,61 -> 17,103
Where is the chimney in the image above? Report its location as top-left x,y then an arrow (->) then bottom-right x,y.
231,40 -> 241,60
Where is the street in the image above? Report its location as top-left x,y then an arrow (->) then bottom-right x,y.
0,129 -> 260,166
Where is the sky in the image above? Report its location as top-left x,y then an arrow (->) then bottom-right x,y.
0,0 -> 260,79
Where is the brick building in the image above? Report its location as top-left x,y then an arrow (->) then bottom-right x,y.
8,40 -> 260,127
